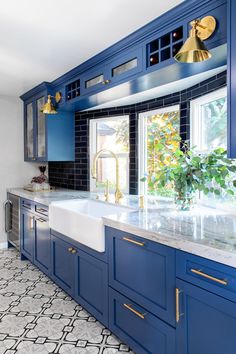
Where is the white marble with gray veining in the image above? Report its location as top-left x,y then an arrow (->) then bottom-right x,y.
7,188 -> 236,268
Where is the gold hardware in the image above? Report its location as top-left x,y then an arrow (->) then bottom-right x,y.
41,95 -> 57,114
29,216 -> 34,230
102,79 -> 110,85
123,303 -> 145,319
91,149 -> 123,204
55,91 -> 62,103
139,195 -> 145,209
104,180 -> 110,202
68,247 -> 73,253
36,218 -> 46,223
190,268 -> 228,285
176,288 -> 180,323
32,157 -> 36,161
71,249 -> 77,254
37,208 -> 48,213
174,16 -> 216,63
122,237 -> 145,247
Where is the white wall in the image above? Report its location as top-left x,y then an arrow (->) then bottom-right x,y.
0,96 -> 43,247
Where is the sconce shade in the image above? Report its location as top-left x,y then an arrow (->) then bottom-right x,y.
174,35 -> 212,63
41,95 -> 57,114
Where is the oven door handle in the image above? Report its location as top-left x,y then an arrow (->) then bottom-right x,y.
4,200 -> 13,233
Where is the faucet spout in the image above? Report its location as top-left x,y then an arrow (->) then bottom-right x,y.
91,149 -> 123,203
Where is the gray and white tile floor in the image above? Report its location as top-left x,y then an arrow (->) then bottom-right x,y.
0,249 -> 135,354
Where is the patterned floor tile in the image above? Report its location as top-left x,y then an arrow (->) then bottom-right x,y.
0,249 -> 135,354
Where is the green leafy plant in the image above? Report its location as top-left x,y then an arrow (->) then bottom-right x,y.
141,145 -> 236,210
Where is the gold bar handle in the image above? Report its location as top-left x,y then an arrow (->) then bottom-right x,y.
190,268 -> 228,286
29,216 -> 34,230
123,303 -> 145,319
122,237 -> 145,247
176,288 -> 180,323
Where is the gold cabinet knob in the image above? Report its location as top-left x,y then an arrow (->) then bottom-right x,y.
68,247 -> 73,253
71,249 -> 77,254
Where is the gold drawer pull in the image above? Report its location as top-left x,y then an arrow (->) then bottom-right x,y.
123,303 -> 145,319
68,247 -> 73,253
176,288 -> 180,323
36,218 -> 47,223
122,237 -> 144,247
190,268 -> 228,286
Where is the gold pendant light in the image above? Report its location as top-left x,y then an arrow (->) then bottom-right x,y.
174,16 -> 216,63
41,92 -> 62,114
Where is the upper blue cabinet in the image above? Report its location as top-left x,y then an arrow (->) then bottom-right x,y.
21,83 -> 74,162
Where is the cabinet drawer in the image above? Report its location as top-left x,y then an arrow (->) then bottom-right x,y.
35,204 -> 48,217
176,251 -> 236,303
107,227 -> 176,326
109,288 -> 175,354
21,199 -> 34,211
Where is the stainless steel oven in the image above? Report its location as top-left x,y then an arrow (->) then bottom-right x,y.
5,193 -> 20,249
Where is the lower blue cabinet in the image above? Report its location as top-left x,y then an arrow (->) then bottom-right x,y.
21,209 -> 35,262
34,216 -> 51,276
50,233 -> 109,326
176,278 -> 236,354
109,287 -> 176,354
75,249 -> 108,326
51,235 -> 76,296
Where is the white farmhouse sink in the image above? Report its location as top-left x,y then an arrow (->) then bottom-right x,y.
49,199 -> 134,252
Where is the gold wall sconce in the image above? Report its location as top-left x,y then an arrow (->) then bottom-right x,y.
174,16 -> 216,63
41,92 -> 62,114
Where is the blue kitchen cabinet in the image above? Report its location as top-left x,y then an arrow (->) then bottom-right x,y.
75,248 -> 108,326
20,208 -> 34,262
51,234 -> 76,296
107,227 -> 176,326
109,287 -> 176,354
176,278 -> 236,354
34,216 -> 51,276
21,84 -> 74,162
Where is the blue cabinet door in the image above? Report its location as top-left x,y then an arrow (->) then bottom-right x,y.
21,210 -> 34,262
109,288 -> 176,354
51,235 -> 76,296
75,249 -> 108,326
176,278 -> 236,354
107,227 -> 176,326
34,217 -> 51,276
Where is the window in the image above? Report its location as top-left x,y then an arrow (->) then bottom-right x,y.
90,116 -> 129,193
190,87 -> 227,152
139,106 -> 180,196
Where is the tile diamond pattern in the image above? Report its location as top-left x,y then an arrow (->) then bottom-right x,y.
0,249 -> 135,354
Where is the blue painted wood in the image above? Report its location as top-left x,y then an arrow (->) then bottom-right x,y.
227,0 -> 236,157
176,278 -> 236,354
176,250 -> 236,303
107,226 -> 176,326
75,249 -> 108,326
109,287 -> 176,354
20,209 -> 34,262
51,229 -> 108,263
34,217 -> 51,276
50,235 -> 76,296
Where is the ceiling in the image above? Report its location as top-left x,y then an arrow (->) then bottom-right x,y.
0,0 -> 182,97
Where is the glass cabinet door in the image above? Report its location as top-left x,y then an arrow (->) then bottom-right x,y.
26,102 -> 34,159
36,97 -> 46,159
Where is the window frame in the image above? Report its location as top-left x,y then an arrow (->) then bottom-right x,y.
190,87 -> 227,153
89,115 -> 130,193
138,105 -> 180,195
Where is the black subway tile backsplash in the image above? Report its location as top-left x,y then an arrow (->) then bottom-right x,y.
49,71 -> 227,195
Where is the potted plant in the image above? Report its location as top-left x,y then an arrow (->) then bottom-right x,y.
141,145 -> 236,210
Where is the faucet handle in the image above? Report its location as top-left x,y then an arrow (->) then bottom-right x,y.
139,195 -> 145,209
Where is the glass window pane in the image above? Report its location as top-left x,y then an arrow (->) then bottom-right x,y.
90,116 -> 129,193
85,74 -> 104,88
112,58 -> 137,77
37,97 -> 46,158
200,96 -> 227,151
26,103 -> 34,158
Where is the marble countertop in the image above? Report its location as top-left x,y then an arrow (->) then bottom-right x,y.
7,188 -> 236,267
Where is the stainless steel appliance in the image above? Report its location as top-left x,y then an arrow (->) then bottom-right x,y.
5,193 -> 20,249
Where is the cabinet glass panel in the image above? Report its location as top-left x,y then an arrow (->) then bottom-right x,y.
85,74 -> 104,89
36,97 -> 46,158
112,58 -> 138,77
26,103 -> 34,158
